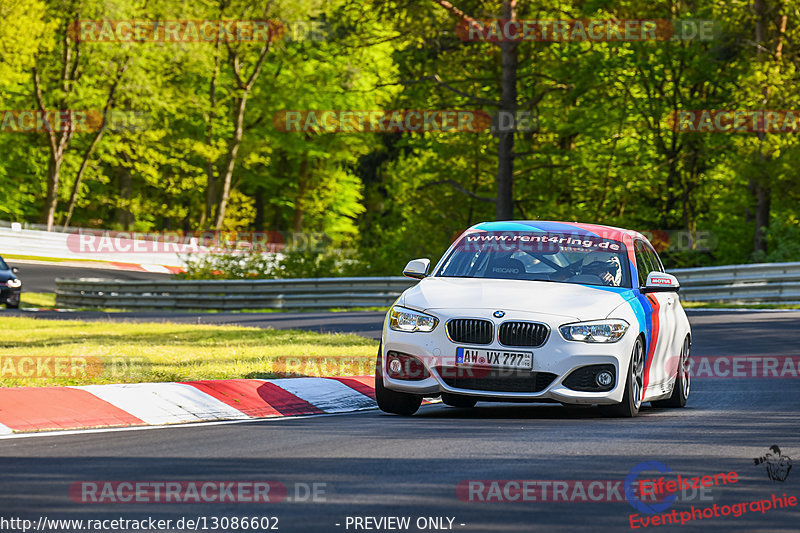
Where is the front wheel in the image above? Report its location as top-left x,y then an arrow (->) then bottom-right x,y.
599,336 -> 645,418
375,347 -> 422,416
652,336 -> 690,408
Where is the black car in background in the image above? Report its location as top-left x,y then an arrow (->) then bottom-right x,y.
0,255 -> 21,308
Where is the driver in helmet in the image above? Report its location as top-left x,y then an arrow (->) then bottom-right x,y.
582,255 -> 622,286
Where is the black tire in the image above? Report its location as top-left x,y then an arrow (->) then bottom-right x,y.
6,298 -> 19,309
652,336 -> 690,408
375,345 -> 422,416
599,336 -> 645,418
441,393 -> 478,408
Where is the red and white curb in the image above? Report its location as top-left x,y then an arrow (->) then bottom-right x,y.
0,376 -> 378,435
7,258 -> 184,274
108,262 -> 185,274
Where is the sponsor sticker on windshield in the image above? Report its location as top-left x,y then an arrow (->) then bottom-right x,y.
458,232 -> 622,253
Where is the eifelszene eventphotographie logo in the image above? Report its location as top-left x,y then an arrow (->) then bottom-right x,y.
753,446 -> 792,482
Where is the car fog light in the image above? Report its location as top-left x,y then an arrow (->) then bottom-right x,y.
596,371 -> 613,387
386,351 -> 430,380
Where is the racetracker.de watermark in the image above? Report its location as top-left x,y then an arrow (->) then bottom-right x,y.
0,356 -> 147,380
640,230 -> 717,253
456,19 -> 717,42
274,110 -> 491,133
70,481 -> 327,503
667,110 -> 800,133
0,110 -> 148,133
272,356 -> 374,377
67,19 -> 328,43
665,356 -> 800,379
273,110 -> 542,134
66,230 -> 330,254
456,479 -> 715,504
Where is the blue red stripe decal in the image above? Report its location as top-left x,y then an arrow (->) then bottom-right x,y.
642,294 -> 661,400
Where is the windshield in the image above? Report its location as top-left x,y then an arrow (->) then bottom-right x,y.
437,231 -> 632,288
0,256 -> 8,271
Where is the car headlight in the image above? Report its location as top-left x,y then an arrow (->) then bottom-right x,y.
560,319 -> 629,343
389,306 -> 439,332
6,279 -> 21,288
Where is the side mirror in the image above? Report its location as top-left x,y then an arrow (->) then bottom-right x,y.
11,267 -> 19,274
641,272 -> 680,293
403,258 -> 430,280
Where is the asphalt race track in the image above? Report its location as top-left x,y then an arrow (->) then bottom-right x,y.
6,261 -> 171,293
1,311 -> 799,532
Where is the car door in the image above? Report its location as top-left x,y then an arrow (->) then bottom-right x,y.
646,244 -> 683,390
634,240 -> 675,396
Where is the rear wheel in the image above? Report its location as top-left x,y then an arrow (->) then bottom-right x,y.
441,393 -> 477,408
375,345 -> 422,416
599,336 -> 644,418
652,336 -> 690,408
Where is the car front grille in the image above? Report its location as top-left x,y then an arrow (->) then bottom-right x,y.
446,319 -> 493,345
498,321 -> 549,347
436,367 -> 557,393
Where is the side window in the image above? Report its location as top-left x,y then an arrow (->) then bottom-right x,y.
646,245 -> 665,273
634,240 -> 653,287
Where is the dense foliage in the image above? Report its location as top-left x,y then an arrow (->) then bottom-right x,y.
2,0 -> 799,276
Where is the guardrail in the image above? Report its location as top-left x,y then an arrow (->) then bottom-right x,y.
55,277 -> 417,310
52,262 -> 800,310
672,262 -> 800,304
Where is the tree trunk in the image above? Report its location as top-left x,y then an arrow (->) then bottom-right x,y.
211,33 -> 273,230
495,0 -> 518,221
750,0 -> 773,255
33,18 -> 81,231
62,129 -> 105,229
254,185 -> 265,231
115,163 -> 134,230
753,181 -> 771,253
214,93 -> 249,229
203,37 -> 222,229
293,158 -> 310,232
34,66 -> 73,231
44,155 -> 62,230
61,59 -> 128,229
663,154 -> 680,227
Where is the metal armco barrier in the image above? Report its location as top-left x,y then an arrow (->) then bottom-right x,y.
672,262 -> 800,304
55,277 -> 417,310
53,262 -> 800,310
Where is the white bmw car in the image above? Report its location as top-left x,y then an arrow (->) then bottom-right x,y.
376,221 -> 691,417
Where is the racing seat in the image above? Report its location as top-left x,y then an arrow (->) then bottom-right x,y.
486,257 -> 526,279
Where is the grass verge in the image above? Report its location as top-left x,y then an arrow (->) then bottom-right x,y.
20,292 -> 57,308
2,254 -> 110,264
0,317 -> 378,387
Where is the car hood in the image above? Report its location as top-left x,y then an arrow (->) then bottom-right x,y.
401,277 -> 636,322
0,271 -> 15,283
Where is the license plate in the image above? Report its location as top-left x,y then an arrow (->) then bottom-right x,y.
455,347 -> 533,370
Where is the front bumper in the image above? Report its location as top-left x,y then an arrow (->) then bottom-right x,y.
381,308 -> 635,405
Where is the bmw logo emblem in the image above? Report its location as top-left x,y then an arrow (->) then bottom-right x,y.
493,310 -> 505,318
